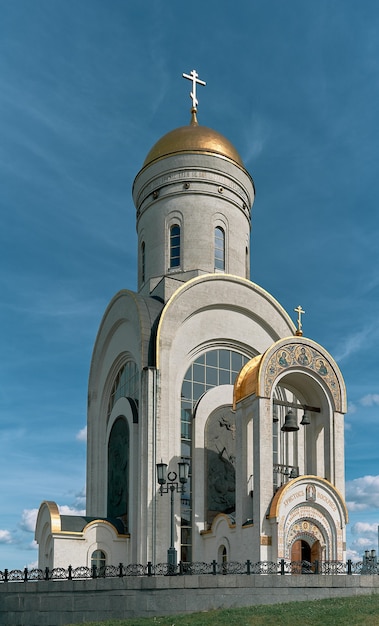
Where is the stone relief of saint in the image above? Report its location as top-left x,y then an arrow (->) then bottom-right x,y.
206,409 -> 236,518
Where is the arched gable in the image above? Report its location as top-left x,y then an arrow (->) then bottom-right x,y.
89,289 -> 163,395
35,501 -> 61,547
234,336 -> 347,414
267,476 -> 348,561
156,274 -> 295,377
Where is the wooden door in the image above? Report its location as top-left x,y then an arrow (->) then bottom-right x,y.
311,540 -> 321,564
291,539 -> 302,573
291,539 -> 302,561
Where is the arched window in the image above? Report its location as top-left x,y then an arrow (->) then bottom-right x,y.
218,545 -> 228,568
141,241 -> 145,283
108,361 -> 139,418
107,417 -> 129,522
91,549 -> 106,571
180,349 -> 249,561
214,227 -> 225,271
170,224 -> 181,268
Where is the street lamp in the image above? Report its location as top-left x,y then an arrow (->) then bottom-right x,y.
156,460 -> 189,568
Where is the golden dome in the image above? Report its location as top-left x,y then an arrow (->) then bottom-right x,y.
143,110 -> 244,168
233,354 -> 264,409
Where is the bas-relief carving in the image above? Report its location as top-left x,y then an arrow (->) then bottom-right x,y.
107,418 -> 129,523
206,409 -> 236,522
264,343 -> 342,411
260,535 -> 272,545
306,484 -> 316,502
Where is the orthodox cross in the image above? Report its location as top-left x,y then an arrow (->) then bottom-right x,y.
294,305 -> 305,336
182,69 -> 206,110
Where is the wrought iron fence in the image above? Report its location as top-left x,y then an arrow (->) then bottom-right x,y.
0,559 -> 378,583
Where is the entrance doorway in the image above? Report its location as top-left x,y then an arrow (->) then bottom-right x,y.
292,539 -> 310,562
291,539 -> 310,574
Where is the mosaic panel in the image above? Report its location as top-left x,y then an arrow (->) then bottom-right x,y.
264,342 -> 341,411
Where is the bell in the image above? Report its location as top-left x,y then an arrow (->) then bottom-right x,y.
281,409 -> 299,432
300,411 -> 311,426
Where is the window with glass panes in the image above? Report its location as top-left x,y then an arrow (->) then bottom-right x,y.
108,361 -> 139,418
214,227 -> 225,271
170,224 -> 181,268
91,549 -> 106,572
180,349 -> 249,562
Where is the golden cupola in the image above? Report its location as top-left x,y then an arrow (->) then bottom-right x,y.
143,109 -> 245,169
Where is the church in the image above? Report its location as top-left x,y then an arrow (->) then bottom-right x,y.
35,71 -> 348,571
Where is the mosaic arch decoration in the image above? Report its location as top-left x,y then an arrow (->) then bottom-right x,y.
286,519 -> 326,552
261,339 -> 343,413
281,508 -> 334,561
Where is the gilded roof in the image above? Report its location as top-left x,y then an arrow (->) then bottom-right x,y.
233,354 -> 263,409
143,110 -> 244,168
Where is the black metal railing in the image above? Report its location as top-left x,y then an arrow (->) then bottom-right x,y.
1,559 -> 378,583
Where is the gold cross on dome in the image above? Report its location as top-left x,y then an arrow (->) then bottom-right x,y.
294,305 -> 305,336
182,69 -> 206,110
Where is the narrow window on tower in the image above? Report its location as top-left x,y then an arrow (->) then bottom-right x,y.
170,224 -> 181,268
214,226 -> 225,271
141,241 -> 145,283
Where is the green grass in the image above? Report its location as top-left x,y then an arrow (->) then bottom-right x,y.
67,594 -> 379,626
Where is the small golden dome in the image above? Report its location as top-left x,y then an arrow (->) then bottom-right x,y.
143,110 -> 244,168
233,354 -> 264,409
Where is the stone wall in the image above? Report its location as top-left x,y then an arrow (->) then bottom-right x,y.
2,574 -> 379,626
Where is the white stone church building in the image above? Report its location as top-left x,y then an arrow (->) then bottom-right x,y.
35,73 -> 348,571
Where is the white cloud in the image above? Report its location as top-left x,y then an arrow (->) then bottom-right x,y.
360,394 -> 379,407
346,475 -> 379,511
76,426 -> 87,442
349,522 -> 379,556
0,530 -> 13,544
20,509 -> 39,533
58,504 -> 85,516
334,327 -> 372,362
352,522 -> 378,534
346,548 -> 362,561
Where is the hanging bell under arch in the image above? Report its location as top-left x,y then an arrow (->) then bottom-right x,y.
281,408 -> 299,432
300,410 -> 311,426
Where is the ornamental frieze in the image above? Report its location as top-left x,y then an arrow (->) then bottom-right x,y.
264,342 -> 341,411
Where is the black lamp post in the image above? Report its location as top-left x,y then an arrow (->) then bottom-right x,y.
156,460 -> 189,567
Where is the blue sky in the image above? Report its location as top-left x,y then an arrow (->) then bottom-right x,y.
1,0 -> 379,568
